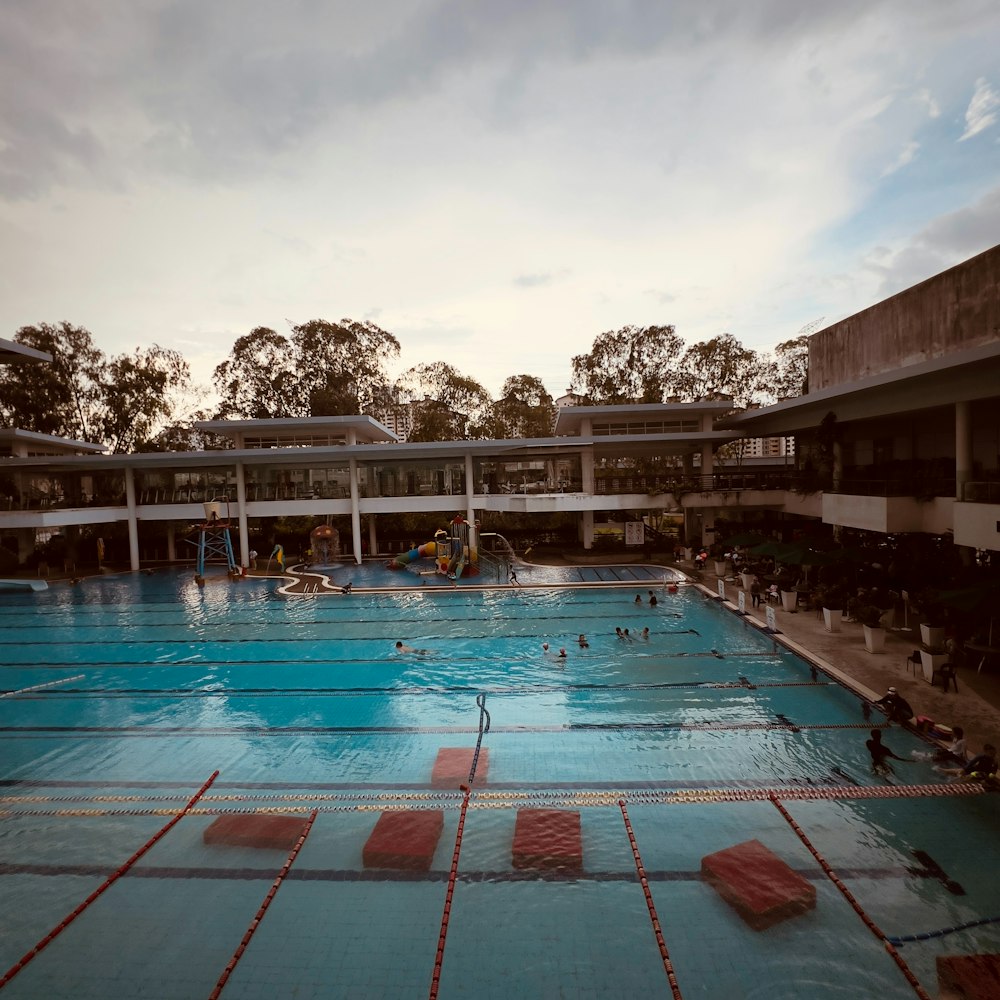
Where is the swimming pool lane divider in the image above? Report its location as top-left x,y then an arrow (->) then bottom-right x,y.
0,674 -> 85,698
428,785 -> 471,1000
618,799 -> 685,999
469,693 -> 490,784
0,769 -> 220,992
768,794 -> 932,1000
207,808 -> 318,1000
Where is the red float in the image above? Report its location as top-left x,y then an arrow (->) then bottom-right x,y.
204,814 -> 309,851
512,809 -> 582,871
701,838 -> 816,930
432,747 -> 489,788
363,810 -> 445,871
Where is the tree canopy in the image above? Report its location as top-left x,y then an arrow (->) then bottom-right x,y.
0,323 -> 190,452
212,319 -> 400,419
569,324 -> 684,404
393,362 -> 491,441
478,375 -> 555,439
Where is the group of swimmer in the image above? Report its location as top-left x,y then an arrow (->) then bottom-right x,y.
864,684 -> 998,784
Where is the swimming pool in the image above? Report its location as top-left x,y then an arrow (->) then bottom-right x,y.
1,571 -> 998,998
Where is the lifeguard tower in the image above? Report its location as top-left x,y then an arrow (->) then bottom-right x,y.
194,498 -> 238,580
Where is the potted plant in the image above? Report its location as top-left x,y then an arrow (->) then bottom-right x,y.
711,546 -> 728,577
855,604 -> 887,653
816,584 -> 848,633
913,588 -> 946,649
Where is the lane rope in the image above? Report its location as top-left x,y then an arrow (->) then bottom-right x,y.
428,786 -> 471,1000
769,795 -> 931,1000
469,694 -> 490,785
619,800 -> 684,999
0,770 -> 219,991
207,808 -> 318,1000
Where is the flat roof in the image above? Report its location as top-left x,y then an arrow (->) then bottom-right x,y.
0,337 -> 52,364
0,428 -> 106,454
554,400 -> 735,435
194,415 -> 398,443
721,339 -> 1000,434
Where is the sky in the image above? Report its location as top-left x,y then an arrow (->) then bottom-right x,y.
1,0 -> 999,404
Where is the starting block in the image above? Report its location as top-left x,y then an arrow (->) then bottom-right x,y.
937,953 -> 1000,999
512,809 -> 582,871
363,810 -> 445,871
203,814 -> 308,851
432,747 -> 489,788
701,839 -> 815,930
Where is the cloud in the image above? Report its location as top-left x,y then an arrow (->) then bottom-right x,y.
880,141 -> 920,177
915,88 -> 941,119
865,185 -> 1000,295
959,77 -> 1000,140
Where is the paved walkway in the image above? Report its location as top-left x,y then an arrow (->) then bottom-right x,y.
704,570 -> 1000,757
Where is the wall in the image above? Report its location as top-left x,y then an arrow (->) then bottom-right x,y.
809,245 -> 1000,391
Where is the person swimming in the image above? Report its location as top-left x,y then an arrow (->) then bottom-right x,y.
395,640 -> 432,655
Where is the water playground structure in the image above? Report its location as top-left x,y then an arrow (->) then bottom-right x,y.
386,515 -> 480,580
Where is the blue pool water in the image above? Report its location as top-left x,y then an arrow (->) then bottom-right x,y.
1,570 -> 998,998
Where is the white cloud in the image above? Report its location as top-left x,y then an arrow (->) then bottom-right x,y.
959,77 -> 1000,140
880,141 -> 920,177
916,88 -> 941,118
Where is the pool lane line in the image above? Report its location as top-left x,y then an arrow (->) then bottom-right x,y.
207,808 -> 318,1000
0,769 -> 219,992
619,799 -> 685,998
0,675 -> 84,698
469,694 -> 490,784
769,795 -> 932,1000
428,785 -> 471,1000
888,913 -> 1000,944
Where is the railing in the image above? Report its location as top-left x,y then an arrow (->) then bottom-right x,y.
477,549 -> 507,584
594,472 -> 796,494
827,477 -> 956,499
963,481 -> 1000,504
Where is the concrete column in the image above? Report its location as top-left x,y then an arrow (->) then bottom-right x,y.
700,442 -> 714,483
235,461 -> 249,566
349,458 -> 362,564
166,524 -> 176,562
465,453 -> 475,524
581,509 -> 594,549
955,401 -> 972,500
368,515 -> 377,557
832,441 -> 843,492
125,467 -> 140,571
580,445 -> 595,493
701,512 -> 715,549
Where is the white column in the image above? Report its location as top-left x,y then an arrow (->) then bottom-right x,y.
700,442 -> 714,482
166,524 -> 176,562
581,509 -> 594,549
368,515 -> 377,557
125,467 -> 140,571
235,461 -> 249,566
955,401 -> 972,500
349,457 -> 362,564
465,453 -> 475,524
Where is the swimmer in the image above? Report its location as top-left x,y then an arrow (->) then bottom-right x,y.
634,594 -> 642,604
542,642 -> 550,653
578,634 -> 589,648
395,640 -> 432,655
866,728 -> 908,775
616,627 -> 625,639
648,591 -> 657,606
641,627 -> 649,640
558,648 -> 567,658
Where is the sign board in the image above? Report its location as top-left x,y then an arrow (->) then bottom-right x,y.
624,521 -> 645,547
738,591 -> 746,614
718,580 -> 726,600
765,605 -> 778,632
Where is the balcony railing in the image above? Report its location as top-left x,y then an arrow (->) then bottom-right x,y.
826,477 -> 956,499
593,472 -> 795,494
963,481 -> 1000,504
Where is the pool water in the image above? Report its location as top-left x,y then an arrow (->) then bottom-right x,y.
1,571 -> 998,998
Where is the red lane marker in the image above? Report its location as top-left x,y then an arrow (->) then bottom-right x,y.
619,800 -> 684,1000
208,809 -> 318,1000
769,795 -> 931,1000
428,786 -> 471,1000
0,770 -> 220,992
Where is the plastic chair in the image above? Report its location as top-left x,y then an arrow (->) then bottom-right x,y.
931,662 -> 959,693
905,649 -> 922,675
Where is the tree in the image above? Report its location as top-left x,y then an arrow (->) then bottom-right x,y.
393,362 -> 492,440
478,375 -> 556,439
771,334 -> 810,399
98,346 -> 190,453
212,326 -> 300,418
0,323 -> 190,451
674,334 -> 774,409
291,319 -> 400,417
213,319 -> 401,419
569,324 -> 684,404
0,322 -> 104,440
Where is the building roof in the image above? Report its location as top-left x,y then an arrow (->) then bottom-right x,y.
0,428 -> 106,455
722,338 -> 1000,435
554,400 -> 735,435
194,415 -> 399,444
0,337 -> 52,364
